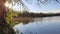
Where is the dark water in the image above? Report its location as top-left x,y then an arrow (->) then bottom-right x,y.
13,16 -> 60,34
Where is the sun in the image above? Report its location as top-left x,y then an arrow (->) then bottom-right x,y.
4,1 -> 21,11
4,1 -> 9,7
4,1 -> 12,8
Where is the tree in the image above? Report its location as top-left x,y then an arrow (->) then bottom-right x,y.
6,0 -> 60,11
22,10 -> 29,17
6,0 -> 29,12
3,0 -> 60,34
0,0 -> 15,34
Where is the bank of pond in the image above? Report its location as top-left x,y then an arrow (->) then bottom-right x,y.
4,12 -> 60,34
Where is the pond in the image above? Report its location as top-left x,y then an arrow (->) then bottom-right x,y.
13,16 -> 60,34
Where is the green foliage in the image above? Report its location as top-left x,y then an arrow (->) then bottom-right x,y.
22,10 -> 29,16
5,9 -> 19,27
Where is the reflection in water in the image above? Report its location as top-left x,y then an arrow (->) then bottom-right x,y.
13,16 -> 60,34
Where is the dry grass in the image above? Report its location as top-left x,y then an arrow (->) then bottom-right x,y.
12,17 -> 32,24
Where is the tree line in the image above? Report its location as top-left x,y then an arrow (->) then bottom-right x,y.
13,10 -> 60,18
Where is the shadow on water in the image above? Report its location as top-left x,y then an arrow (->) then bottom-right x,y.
13,17 -> 45,24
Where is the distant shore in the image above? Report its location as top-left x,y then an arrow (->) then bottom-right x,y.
12,13 -> 60,23
15,13 -> 60,18
8,12 -> 60,25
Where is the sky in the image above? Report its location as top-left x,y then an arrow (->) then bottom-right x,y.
5,0 -> 60,13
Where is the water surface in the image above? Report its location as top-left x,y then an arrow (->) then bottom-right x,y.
13,16 -> 60,34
